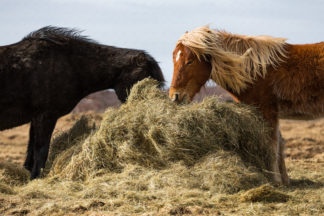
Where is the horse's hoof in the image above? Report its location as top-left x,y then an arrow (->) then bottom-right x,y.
30,169 -> 40,180
282,177 -> 290,186
272,173 -> 283,185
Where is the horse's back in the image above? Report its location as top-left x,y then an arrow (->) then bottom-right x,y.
0,39 -> 79,129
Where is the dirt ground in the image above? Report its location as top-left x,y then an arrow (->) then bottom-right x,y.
280,118 -> 324,161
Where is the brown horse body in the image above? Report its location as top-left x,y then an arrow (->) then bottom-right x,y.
169,26 -> 324,185
232,42 -> 324,184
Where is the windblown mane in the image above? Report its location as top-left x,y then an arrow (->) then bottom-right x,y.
23,26 -> 96,45
177,26 -> 288,93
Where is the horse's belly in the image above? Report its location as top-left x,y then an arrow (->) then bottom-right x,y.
278,111 -> 324,120
278,101 -> 324,120
0,107 -> 32,131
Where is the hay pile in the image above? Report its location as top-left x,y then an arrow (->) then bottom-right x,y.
1,78 -> 287,215
0,162 -> 29,186
48,78 -> 273,183
0,162 -> 29,195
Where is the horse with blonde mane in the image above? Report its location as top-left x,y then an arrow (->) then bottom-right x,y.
169,26 -> 324,185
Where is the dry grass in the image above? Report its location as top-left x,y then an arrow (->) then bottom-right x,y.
0,78 -> 323,215
240,184 -> 290,203
44,115 -> 96,176
0,162 -> 29,186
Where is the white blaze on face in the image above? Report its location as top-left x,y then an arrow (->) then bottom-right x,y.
175,50 -> 181,62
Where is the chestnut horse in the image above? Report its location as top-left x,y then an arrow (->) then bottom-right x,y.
169,26 -> 324,185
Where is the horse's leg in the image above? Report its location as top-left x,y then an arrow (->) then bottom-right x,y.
260,107 -> 282,185
23,123 -> 35,172
270,124 -> 282,185
30,113 -> 57,179
278,129 -> 290,185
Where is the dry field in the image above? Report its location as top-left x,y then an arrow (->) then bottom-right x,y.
0,80 -> 323,216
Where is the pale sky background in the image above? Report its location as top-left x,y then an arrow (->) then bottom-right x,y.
1,0 -> 324,86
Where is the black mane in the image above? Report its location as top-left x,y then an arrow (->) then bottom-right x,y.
23,26 -> 97,44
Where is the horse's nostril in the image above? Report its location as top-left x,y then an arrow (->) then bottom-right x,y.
172,93 -> 179,102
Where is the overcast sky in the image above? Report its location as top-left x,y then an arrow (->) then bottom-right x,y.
1,0 -> 324,86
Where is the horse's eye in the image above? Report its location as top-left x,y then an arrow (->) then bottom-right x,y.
186,60 -> 193,65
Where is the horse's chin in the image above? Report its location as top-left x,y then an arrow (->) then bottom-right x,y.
173,94 -> 191,104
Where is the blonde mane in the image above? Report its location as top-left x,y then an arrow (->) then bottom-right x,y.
177,26 -> 288,93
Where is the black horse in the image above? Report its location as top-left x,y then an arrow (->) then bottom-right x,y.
0,26 -> 164,179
